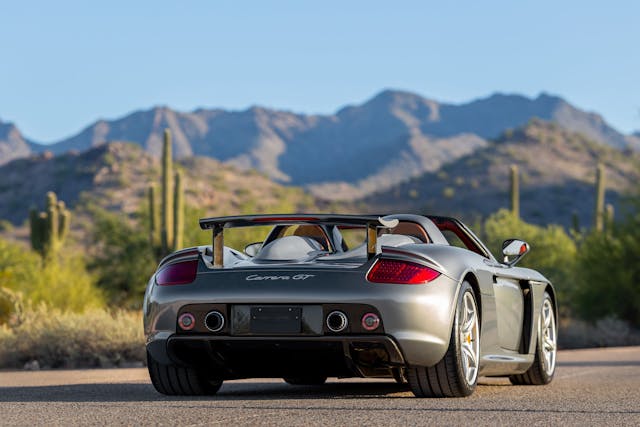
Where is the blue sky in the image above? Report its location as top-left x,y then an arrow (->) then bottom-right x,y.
1,1 -> 638,142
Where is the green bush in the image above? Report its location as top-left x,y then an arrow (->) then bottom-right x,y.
87,208 -> 156,308
0,239 -> 39,302
483,209 -> 577,311
26,256 -> 104,312
575,201 -> 640,327
0,238 -> 104,318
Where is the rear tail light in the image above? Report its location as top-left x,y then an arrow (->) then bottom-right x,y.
361,312 -> 381,331
367,258 -> 440,284
156,260 -> 198,286
178,313 -> 195,330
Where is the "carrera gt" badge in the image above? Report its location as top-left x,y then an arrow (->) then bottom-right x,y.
245,274 -> 315,281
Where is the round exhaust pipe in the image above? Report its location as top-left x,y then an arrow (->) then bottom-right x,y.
204,311 -> 225,332
326,310 -> 348,333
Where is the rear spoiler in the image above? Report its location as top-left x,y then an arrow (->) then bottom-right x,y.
199,214 -> 399,268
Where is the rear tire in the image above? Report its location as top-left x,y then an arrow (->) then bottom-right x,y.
283,376 -> 327,385
407,281 -> 480,397
510,291 -> 557,385
147,351 -> 223,395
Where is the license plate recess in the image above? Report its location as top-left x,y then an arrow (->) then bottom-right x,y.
250,306 -> 302,334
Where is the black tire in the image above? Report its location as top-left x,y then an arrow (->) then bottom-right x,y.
407,281 -> 480,397
283,376 -> 328,385
147,351 -> 223,395
510,291 -> 556,385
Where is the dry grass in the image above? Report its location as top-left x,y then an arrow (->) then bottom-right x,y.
0,303 -> 144,369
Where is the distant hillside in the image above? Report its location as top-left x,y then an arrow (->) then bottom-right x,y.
4,90 -> 637,200
0,142 -> 324,227
0,119 -> 32,165
366,120 -> 640,227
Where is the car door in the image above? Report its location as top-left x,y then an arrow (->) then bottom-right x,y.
492,268 -> 524,351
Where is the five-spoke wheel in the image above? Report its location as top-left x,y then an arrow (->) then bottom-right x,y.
460,291 -> 480,387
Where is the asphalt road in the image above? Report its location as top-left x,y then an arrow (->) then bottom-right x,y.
1,346 -> 639,426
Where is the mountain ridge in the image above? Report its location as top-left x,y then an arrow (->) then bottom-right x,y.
3,90 -> 638,200
365,119 -> 640,227
0,142 -> 324,227
1,122 -> 639,231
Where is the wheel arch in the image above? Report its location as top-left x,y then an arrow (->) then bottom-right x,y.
544,283 -> 559,325
522,281 -> 558,356
462,271 -> 482,328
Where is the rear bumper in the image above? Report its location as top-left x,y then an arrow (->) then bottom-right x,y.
148,334 -> 406,380
144,273 -> 461,369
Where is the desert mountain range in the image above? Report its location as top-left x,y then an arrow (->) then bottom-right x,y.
2,90 -> 638,201
1,90 -> 639,228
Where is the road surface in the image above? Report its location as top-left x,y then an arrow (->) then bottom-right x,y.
1,346 -> 638,426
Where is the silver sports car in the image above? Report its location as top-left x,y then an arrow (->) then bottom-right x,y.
143,214 -> 558,397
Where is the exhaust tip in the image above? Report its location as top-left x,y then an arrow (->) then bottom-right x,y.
204,311 -> 225,332
326,310 -> 348,333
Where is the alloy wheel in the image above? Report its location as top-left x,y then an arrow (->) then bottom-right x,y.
459,291 -> 480,386
540,298 -> 557,376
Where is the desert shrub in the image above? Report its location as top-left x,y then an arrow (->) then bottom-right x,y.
574,200 -> 640,327
182,204 -> 210,247
559,316 -> 640,349
87,208 -> 156,308
0,299 -> 144,369
0,238 -> 104,316
0,219 -> 13,231
27,256 -> 103,312
0,238 -> 39,291
483,209 -> 577,311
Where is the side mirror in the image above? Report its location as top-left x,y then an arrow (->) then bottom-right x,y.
244,242 -> 263,257
501,239 -> 530,266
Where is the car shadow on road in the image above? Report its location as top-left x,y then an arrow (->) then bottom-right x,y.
0,381 -> 414,402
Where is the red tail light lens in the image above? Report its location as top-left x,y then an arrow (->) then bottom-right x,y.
156,260 -> 198,286
367,259 -> 441,284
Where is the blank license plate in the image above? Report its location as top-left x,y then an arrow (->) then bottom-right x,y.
250,306 -> 302,334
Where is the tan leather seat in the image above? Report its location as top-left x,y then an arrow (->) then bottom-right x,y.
389,222 -> 430,243
292,225 -> 331,251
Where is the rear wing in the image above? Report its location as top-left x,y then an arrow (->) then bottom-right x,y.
199,214 -> 399,268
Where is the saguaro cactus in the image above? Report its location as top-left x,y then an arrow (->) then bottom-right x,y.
594,164 -> 606,232
29,191 -> 71,262
605,203 -> 615,233
571,211 -> 580,235
161,129 -> 174,254
173,171 -> 184,250
148,128 -> 184,257
148,185 -> 158,247
510,165 -> 520,219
